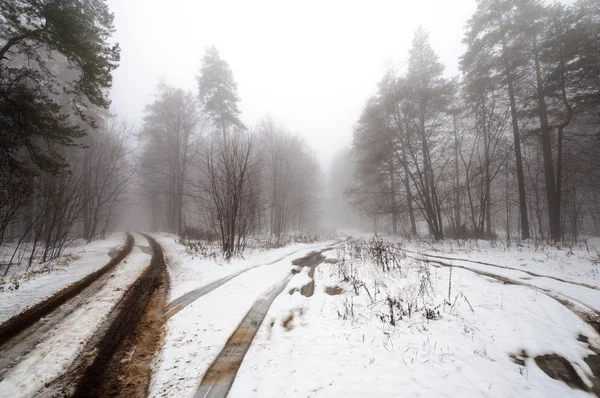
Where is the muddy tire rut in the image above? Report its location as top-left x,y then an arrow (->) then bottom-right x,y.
0,233 -> 135,346
38,234 -> 168,397
70,234 -> 169,398
195,250 -> 327,398
88,266 -> 169,398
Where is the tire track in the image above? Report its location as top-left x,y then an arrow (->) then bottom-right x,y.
164,242 -> 339,321
402,248 -> 600,291
75,233 -> 170,398
411,254 -> 600,335
0,233 -> 134,376
194,250 -> 326,398
40,233 -> 167,397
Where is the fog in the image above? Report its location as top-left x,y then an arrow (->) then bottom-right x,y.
107,0 -> 476,170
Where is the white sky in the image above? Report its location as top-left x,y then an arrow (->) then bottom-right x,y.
107,0 -> 477,172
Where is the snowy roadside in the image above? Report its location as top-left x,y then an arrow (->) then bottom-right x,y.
0,232 -> 127,324
404,251 -> 600,312
0,233 -> 152,397
406,237 -> 600,288
230,242 -> 597,398
149,242 -> 335,398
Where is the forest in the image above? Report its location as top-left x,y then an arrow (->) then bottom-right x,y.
343,0 -> 600,244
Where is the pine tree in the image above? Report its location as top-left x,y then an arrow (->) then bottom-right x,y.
197,46 -> 244,137
0,0 -> 120,177
405,27 -> 450,240
462,0 -> 531,239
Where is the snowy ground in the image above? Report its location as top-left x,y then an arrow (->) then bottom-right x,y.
155,233 -> 338,301
227,239 -> 600,398
0,232 -> 127,324
149,237 -> 337,398
407,237 -> 600,288
0,233 -> 152,397
4,231 -> 597,397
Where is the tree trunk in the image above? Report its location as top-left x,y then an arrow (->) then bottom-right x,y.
401,140 -> 417,236
502,37 -> 530,239
533,35 -> 560,242
453,113 -> 461,234
482,100 -> 492,238
390,161 -> 398,234
556,126 -> 563,240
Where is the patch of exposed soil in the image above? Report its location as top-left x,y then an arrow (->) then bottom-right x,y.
292,251 -> 325,268
291,251 -> 325,298
325,286 -> 344,295
535,354 -> 589,392
579,334 -> 600,396
509,349 -> 529,366
282,313 -> 295,331
281,308 -> 305,331
300,280 -> 315,297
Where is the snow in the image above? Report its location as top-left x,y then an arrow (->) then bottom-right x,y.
0,233 -> 127,324
155,233 -> 337,301
149,242 -> 336,398
0,233 -> 152,397
407,237 -> 600,288
228,241 -> 598,398
3,230 -> 598,397
397,239 -> 600,319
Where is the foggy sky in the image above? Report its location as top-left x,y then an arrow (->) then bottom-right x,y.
107,0 -> 478,171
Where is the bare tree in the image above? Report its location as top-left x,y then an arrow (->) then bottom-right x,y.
139,82 -> 202,235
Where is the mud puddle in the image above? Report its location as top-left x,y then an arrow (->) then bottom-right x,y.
291,251 -> 325,298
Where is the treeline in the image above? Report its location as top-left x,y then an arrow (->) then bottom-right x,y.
136,47 -> 322,258
347,0 -> 600,243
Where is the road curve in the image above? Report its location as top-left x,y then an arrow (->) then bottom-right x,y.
413,254 -> 600,335
401,248 -> 600,291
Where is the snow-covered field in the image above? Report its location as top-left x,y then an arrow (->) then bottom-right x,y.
0,233 -> 152,397
228,238 -> 600,397
0,232 -> 128,324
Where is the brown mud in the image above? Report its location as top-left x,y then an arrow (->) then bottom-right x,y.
68,233 -> 168,398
